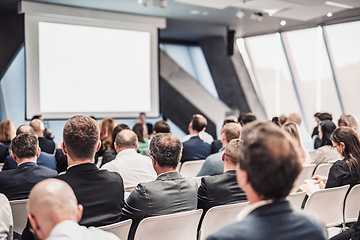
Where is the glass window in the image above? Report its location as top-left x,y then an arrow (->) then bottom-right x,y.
324,21 -> 360,121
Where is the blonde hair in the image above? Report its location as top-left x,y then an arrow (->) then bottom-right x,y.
282,122 -> 306,163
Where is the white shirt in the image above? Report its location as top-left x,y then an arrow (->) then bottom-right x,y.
101,148 -> 157,188
46,220 -> 119,240
0,194 -> 13,240
237,200 -> 273,221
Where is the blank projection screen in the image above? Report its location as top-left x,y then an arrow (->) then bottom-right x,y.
22,1 -> 166,119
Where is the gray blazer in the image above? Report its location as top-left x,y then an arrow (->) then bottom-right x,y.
120,171 -> 197,240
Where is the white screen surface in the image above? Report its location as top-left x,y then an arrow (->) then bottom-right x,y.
38,22 -> 151,113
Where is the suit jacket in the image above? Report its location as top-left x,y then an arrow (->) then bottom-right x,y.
197,148 -> 225,177
181,136 -> 211,162
38,136 -> 55,154
121,171 -> 197,240
54,149 -> 68,173
2,152 -> 56,171
206,200 -> 327,240
0,162 -> 58,200
57,163 -> 124,227
0,143 -> 10,163
0,193 -> 13,240
197,170 -> 247,214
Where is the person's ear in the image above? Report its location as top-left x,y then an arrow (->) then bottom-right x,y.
76,204 -> 83,223
135,144 -> 139,152
61,142 -> 68,155
11,152 -> 17,161
151,156 -> 156,166
36,147 -> 41,158
114,143 -> 118,152
222,152 -> 225,162
95,141 -> 101,152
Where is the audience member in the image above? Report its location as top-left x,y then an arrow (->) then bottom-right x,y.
271,116 -> 280,126
57,115 -> 124,227
197,123 -> 241,176
121,133 -> 197,240
132,123 -> 149,153
211,116 -> 238,154
27,179 -> 120,240
0,120 -> 15,163
311,120 -> 340,167
311,112 -> 322,138
207,121 -> 327,240
102,123 -> 130,167
30,119 -> 55,154
141,120 -> 170,156
330,210 -> 360,240
198,139 -> 246,214
0,193 -> 13,240
54,148 -> 68,173
239,113 -> 257,126
283,122 -> 310,164
137,112 -> 152,138
31,115 -> 53,140
313,127 -> 360,190
95,118 -> 116,163
2,125 -> 56,171
279,115 -> 287,126
181,114 -> 211,162
287,113 -> 313,151
338,114 -> 359,134
313,112 -> 333,149
0,133 -> 57,200
101,129 -> 156,188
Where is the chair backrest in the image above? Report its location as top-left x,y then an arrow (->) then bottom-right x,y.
179,160 -> 205,178
304,185 -> 349,227
98,219 -> 132,240
344,184 -> 360,223
313,163 -> 333,177
291,164 -> 316,193
199,202 -> 248,240
10,199 -> 29,234
287,192 -> 306,210
133,209 -> 203,240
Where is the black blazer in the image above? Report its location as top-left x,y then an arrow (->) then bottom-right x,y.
181,136 -> 211,162
38,136 -> 55,154
197,170 -> 247,214
57,163 -> 124,227
0,162 -> 58,200
0,143 -> 10,163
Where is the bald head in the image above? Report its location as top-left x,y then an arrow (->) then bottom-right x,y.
16,125 -> 35,136
190,114 -> 207,133
30,119 -> 45,136
28,179 -> 82,240
287,113 -> 302,125
115,129 -> 138,151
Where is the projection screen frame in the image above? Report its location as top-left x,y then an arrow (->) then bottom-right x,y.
21,1 -> 166,120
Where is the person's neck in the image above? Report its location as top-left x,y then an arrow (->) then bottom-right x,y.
221,141 -> 228,148
189,129 -> 200,136
67,156 -> 93,168
116,147 -> 135,154
16,157 -> 37,165
36,132 -> 44,137
223,162 -> 237,172
156,167 -> 176,176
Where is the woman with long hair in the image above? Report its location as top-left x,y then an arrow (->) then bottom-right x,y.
0,120 -> 16,163
132,123 -> 149,153
282,122 -> 310,164
99,118 -> 116,151
311,120 -> 340,167
338,114 -> 359,135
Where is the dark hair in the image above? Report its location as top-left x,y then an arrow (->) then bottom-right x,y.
271,117 -> 280,127
191,114 -> 207,132
133,123 -> 145,143
319,120 -> 336,147
317,112 -> 333,121
330,127 -> 360,183
222,123 -> 241,143
222,119 -> 237,127
31,115 -> 42,121
154,120 -> 170,133
241,113 -> 257,125
16,125 -> 35,136
11,133 -> 39,158
115,130 -> 138,148
111,124 -> 130,150
239,121 -> 302,200
99,118 -> 116,151
149,133 -> 182,168
63,115 -> 100,160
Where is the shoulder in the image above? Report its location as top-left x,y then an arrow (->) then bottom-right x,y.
36,165 -> 58,175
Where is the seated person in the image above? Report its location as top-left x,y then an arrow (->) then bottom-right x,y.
211,116 -> 238,154
0,120 -> 15,163
141,120 -> 170,156
101,129 -> 157,189
207,121 -> 327,240
197,122 -> 241,176
30,119 -> 55,154
2,125 -> 56,171
120,133 -> 197,240
331,210 -> 360,240
27,179 -> 120,240
0,193 -> 13,240
132,123 -> 149,153
181,114 -> 211,162
198,139 -> 247,215
0,133 -> 57,200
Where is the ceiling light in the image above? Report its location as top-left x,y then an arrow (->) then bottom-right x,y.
154,0 -> 167,8
138,0 -> 150,6
327,12 -> 333,17
325,1 -> 354,9
280,20 -> 286,26
190,10 -> 200,14
236,9 -> 245,19
250,12 -> 263,22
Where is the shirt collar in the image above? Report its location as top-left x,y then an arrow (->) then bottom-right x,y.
237,199 -> 273,221
157,170 -> 178,178
116,148 -> 137,158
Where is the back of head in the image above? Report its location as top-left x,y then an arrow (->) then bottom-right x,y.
30,119 -> 45,133
111,124 -> 130,149
191,114 -> 207,132
338,114 -> 359,134
149,133 -> 182,168
317,112 -> 333,121
282,122 -> 301,143
222,122 -> 242,143
0,120 -> 15,143
279,115 -> 287,125
242,113 -> 257,125
153,120 -> 170,134
287,113 -> 302,125
132,123 -> 145,143
99,118 -> 116,150
63,115 -> 100,160
319,120 -> 336,146
115,130 -> 138,149
239,121 -> 302,200
224,139 -> 242,165
12,133 -> 39,159
16,125 -> 35,136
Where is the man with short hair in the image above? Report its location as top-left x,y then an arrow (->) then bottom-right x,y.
0,133 -> 57,200
27,179 -> 120,240
141,120 -> 170,156
197,123 -> 241,176
101,129 -> 157,188
30,119 -> 55,154
121,133 -> 197,240
181,114 -> 211,162
206,122 -> 327,240
2,125 -> 56,171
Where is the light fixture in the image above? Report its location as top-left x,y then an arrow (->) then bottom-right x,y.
250,12 -> 263,22
325,1 -> 353,9
327,12 -> 333,17
236,9 -> 245,19
154,0 -> 167,8
280,20 -> 286,26
138,0 -> 150,6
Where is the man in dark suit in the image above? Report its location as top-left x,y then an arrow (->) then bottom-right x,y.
207,121 -> 327,240
121,133 -> 197,240
0,133 -> 57,200
181,114 -> 211,162
30,119 -> 55,154
2,125 -> 56,171
198,139 -> 246,214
